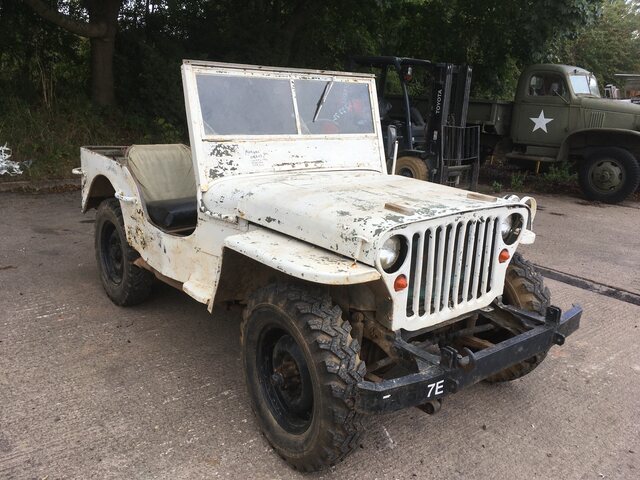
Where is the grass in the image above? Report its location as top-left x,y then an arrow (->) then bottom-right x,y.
480,161 -> 580,196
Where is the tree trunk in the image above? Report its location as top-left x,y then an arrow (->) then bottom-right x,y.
23,0 -> 122,106
90,34 -> 116,106
86,0 -> 122,107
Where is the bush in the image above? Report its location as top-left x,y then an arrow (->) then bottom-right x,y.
0,97 -> 186,180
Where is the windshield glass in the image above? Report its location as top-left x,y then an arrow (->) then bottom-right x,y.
294,79 -> 374,134
195,74 -> 374,136
570,74 -> 601,97
196,75 -> 297,135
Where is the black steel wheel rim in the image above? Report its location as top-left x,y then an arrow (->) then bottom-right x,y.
256,323 -> 313,434
589,158 -> 625,193
100,221 -> 124,285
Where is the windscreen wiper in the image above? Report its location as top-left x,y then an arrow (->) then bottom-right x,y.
313,81 -> 334,122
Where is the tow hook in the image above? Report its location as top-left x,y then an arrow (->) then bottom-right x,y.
440,346 -> 477,372
417,398 -> 442,415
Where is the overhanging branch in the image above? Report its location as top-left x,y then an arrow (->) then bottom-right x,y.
22,0 -> 107,38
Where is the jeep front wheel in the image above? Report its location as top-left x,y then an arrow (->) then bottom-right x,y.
486,253 -> 551,383
578,147 -> 640,203
241,284 -> 365,471
95,198 -> 153,306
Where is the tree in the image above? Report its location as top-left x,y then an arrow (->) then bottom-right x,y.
558,0 -> 640,87
23,0 -> 123,106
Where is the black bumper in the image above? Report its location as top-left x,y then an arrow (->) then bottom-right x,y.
355,305 -> 581,414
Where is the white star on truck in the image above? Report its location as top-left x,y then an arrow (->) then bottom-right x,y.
530,110 -> 554,133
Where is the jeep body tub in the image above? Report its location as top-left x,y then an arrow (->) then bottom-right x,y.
77,61 -> 581,470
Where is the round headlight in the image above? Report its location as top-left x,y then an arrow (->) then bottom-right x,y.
379,235 -> 406,272
499,213 -> 524,245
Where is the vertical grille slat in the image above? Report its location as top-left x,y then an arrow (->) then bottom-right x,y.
480,220 -> 496,295
405,233 -> 420,316
411,233 -> 425,315
452,221 -> 467,307
423,228 -> 436,315
470,220 -> 486,300
441,225 -> 456,310
432,227 -> 446,314
462,222 -> 476,303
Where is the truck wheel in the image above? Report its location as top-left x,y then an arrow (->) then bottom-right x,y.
395,156 -> 428,180
94,198 -> 153,306
578,147 -> 640,203
241,284 -> 365,471
486,253 -> 550,383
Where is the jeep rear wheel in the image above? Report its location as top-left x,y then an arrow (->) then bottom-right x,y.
486,253 -> 551,383
578,147 -> 640,203
95,198 -> 153,306
241,284 -> 365,471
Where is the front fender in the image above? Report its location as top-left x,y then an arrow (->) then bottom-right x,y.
559,128 -> 640,161
224,228 -> 381,285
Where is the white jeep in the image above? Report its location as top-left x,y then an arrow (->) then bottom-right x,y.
77,60 -> 581,471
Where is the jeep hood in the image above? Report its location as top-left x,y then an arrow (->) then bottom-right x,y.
205,171 -> 521,266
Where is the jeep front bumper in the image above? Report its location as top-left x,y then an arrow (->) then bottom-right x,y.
355,305 -> 581,414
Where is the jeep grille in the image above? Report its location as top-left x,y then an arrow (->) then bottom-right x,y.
405,216 -> 499,317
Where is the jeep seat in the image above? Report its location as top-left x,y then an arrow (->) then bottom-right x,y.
126,144 -> 198,230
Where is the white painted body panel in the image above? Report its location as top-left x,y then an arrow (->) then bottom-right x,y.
79,60 -> 539,332
225,228 -> 381,285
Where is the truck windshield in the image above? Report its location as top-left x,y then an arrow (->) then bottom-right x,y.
569,74 -> 601,97
195,74 -> 374,136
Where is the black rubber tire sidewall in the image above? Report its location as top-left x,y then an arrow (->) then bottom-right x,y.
243,304 -> 328,457
486,253 -> 551,383
94,198 -> 152,306
241,285 -> 364,471
578,147 -> 640,203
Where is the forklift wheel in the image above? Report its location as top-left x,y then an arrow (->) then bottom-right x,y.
395,156 -> 428,181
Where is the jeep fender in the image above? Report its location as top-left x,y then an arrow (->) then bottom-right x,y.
559,128 -> 640,162
223,228 -> 381,286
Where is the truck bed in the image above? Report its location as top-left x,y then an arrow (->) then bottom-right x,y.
467,99 -> 513,136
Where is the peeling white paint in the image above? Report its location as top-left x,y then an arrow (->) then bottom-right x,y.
78,60 -> 538,333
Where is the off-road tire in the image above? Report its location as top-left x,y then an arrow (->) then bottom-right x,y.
486,253 -> 551,383
94,198 -> 153,306
395,156 -> 428,180
241,284 -> 365,471
578,147 -> 640,204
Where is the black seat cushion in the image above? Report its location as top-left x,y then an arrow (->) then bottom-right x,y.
146,197 -> 197,230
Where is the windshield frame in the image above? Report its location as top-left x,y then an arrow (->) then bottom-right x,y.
192,67 -> 379,141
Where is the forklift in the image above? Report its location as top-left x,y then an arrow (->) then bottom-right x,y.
349,56 -> 480,190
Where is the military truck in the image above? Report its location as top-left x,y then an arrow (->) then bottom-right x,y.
75,60 -> 581,471
468,64 -> 640,203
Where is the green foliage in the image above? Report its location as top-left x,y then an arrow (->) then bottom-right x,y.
0,97 -> 186,180
556,0 -> 640,88
0,0 -> 622,178
510,171 -> 527,191
542,162 -> 578,184
491,181 -> 503,193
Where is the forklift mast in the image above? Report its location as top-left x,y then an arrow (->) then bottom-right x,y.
349,56 -> 479,190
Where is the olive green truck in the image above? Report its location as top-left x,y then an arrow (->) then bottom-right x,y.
468,64 -> 640,203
